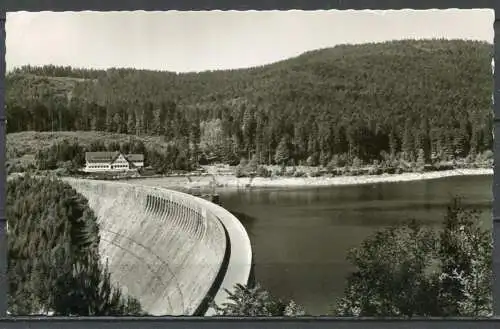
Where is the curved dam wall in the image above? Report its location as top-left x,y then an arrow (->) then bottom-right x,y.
63,178 -> 252,316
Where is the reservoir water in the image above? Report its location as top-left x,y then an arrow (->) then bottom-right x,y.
217,175 -> 493,315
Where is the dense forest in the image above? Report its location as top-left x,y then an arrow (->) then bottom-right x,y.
6,39 -> 494,170
7,175 -> 144,315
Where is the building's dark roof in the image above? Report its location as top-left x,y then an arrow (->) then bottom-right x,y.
126,154 -> 144,162
85,151 -> 119,163
85,152 -> 144,164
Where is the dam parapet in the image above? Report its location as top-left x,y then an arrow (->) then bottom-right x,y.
62,178 -> 251,316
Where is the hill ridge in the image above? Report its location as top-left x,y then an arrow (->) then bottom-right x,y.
6,39 -> 494,172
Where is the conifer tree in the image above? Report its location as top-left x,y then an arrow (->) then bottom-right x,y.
274,136 -> 290,166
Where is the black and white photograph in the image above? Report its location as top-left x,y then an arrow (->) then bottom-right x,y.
4,9 -> 495,317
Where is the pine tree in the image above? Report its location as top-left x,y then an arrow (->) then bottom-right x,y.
274,136 -> 290,166
388,129 -> 398,157
7,176 -> 144,315
402,119 -> 414,162
126,112 -> 135,135
416,148 -> 426,170
212,283 -> 305,316
417,119 -> 431,162
242,107 -> 255,158
352,156 -> 362,169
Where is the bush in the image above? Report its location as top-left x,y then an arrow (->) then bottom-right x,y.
326,159 -> 337,173
477,150 -> 493,162
235,166 -> 248,178
256,166 -> 271,178
367,166 -> 383,175
294,171 -> 306,177
434,163 -> 455,171
6,160 -> 35,175
335,197 -> 492,317
285,166 -> 297,177
53,167 -> 69,177
351,157 -> 363,169
348,168 -> 363,176
247,156 -> 259,173
309,170 -> 322,177
306,155 -> 319,167
211,283 -> 306,316
273,168 -> 283,177
384,167 -> 396,174
239,158 -> 249,167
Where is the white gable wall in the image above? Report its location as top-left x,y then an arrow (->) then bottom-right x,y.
110,154 -> 131,171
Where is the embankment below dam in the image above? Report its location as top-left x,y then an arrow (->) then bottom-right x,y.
63,178 -> 252,316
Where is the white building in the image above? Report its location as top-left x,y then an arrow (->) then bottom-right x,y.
84,151 -> 144,172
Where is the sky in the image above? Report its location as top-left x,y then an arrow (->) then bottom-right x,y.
5,9 -> 494,73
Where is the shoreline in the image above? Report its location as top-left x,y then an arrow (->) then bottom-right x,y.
129,168 -> 493,191
9,168 -> 493,190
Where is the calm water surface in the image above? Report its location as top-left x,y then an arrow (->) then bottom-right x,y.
217,175 -> 492,315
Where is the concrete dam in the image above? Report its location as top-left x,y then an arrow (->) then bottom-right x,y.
63,178 -> 252,316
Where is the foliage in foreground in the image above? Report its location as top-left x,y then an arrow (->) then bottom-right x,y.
211,283 -> 305,316
211,198 -> 491,318
7,175 -> 144,315
335,198 -> 492,317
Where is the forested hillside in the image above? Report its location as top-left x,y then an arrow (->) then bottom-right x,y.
7,175 -> 144,315
6,39 -> 493,168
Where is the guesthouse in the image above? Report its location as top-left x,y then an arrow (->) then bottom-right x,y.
84,151 -> 144,172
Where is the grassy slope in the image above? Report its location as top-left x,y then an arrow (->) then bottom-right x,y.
6,74 -> 91,101
6,131 -> 165,167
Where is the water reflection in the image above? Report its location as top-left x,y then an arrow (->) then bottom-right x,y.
218,175 -> 492,315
